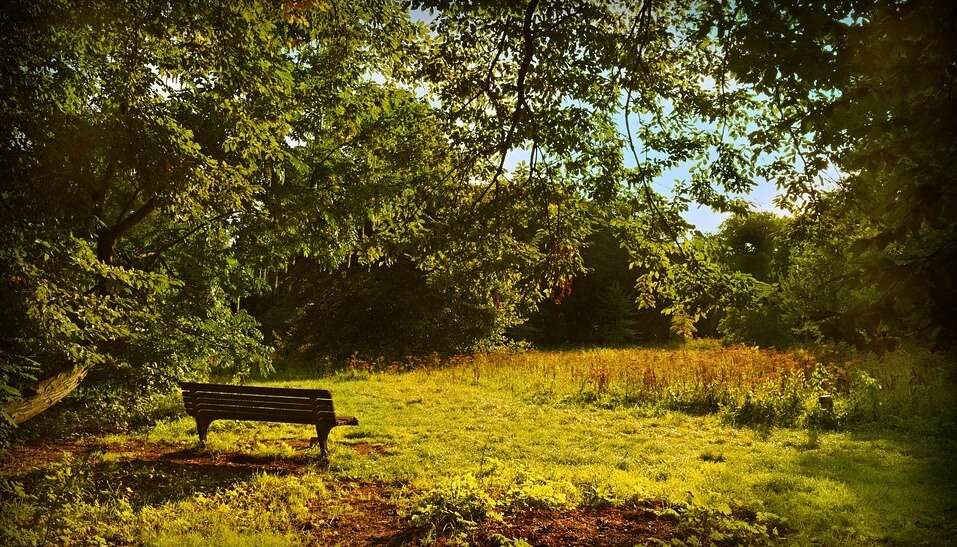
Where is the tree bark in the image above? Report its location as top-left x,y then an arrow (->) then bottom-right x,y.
97,196 -> 158,263
2,365 -> 92,425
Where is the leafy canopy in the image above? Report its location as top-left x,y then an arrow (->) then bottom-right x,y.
1,0 -> 953,423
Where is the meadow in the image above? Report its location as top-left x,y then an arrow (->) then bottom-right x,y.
2,343 -> 955,546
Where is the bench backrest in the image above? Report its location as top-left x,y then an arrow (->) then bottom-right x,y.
179,382 -> 336,425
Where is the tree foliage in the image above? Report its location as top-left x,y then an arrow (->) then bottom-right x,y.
1,0 -> 954,425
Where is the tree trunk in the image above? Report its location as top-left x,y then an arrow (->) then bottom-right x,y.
5,200 -> 158,424
2,365 -> 92,425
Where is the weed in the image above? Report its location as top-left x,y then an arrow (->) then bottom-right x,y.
579,483 -> 620,508
699,450 -> 726,463
410,474 -> 501,536
504,476 -> 576,511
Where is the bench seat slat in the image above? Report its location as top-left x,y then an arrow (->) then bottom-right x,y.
180,382 -> 330,398
188,410 -> 357,428
184,400 -> 321,412
185,402 -> 322,413
186,403 -> 335,417
185,409 -> 335,421
183,395 -> 329,410
192,411 -> 327,425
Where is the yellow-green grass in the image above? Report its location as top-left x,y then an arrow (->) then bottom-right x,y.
4,345 -> 956,545
153,346 -> 957,543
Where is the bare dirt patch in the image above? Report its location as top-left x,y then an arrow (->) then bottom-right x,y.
0,436 -> 98,474
347,441 -> 393,457
311,480 -> 423,546
471,505 -> 679,546
311,492 -> 682,546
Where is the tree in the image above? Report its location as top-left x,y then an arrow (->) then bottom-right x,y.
716,212 -> 790,283
515,215 -> 673,346
0,0 -> 420,423
718,0 -> 957,345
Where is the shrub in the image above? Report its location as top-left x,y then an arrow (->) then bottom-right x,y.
578,483 -> 620,508
842,371 -> 883,425
664,502 -> 789,546
0,455 -> 138,546
718,291 -> 795,348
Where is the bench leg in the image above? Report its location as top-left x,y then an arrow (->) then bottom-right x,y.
315,424 -> 331,459
196,417 -> 211,448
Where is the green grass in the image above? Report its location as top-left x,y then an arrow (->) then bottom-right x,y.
3,345 -> 956,545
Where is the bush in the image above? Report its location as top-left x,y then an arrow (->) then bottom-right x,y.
718,290 -> 795,348
578,483 -> 620,508
248,258 -> 503,361
514,226 -> 674,347
0,455 -> 138,546
662,502 -> 789,546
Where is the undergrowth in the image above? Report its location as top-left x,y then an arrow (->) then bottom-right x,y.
382,344 -> 956,430
408,465 -> 791,545
0,454 -> 327,546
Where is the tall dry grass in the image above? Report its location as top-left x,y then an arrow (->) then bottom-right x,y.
368,342 -> 956,429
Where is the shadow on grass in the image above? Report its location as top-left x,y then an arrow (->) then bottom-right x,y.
794,428 -> 957,540
98,456 -> 281,508
4,442 -> 324,510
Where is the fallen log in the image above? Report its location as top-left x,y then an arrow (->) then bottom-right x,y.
2,365 -> 92,425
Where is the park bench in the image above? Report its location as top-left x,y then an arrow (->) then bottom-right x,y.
178,381 -> 358,458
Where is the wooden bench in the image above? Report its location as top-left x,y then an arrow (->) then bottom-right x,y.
178,382 -> 358,458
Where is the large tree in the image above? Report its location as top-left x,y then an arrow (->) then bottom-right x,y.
717,0 -> 957,345
1,0 -> 423,423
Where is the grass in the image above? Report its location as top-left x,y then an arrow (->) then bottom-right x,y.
2,344 -> 956,545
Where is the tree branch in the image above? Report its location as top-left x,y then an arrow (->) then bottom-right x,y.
621,1 -> 688,260
472,0 -> 540,208
97,196 -> 158,264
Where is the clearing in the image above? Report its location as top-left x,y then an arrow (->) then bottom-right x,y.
2,346 -> 955,545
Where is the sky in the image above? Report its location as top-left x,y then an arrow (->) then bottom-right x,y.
410,7 -> 785,234
613,103 -> 785,233
501,116 -> 785,234
686,179 -> 780,233
501,157 -> 783,234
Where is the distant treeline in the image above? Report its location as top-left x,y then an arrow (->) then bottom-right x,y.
250,203 -> 954,359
